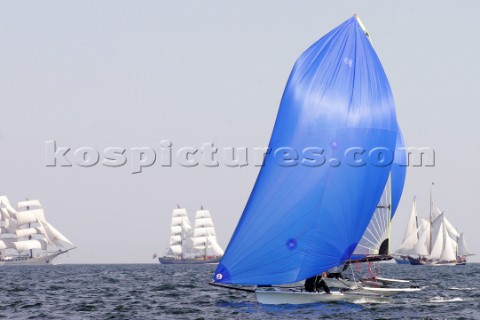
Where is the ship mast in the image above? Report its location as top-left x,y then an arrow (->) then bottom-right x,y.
429,183 -> 433,254
26,197 -> 33,259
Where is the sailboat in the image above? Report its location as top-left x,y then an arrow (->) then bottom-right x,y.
158,206 -> 224,264
211,15 -> 419,304
394,189 -> 473,265
0,196 -> 75,266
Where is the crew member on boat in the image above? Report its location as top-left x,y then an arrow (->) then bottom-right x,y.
304,272 -> 330,294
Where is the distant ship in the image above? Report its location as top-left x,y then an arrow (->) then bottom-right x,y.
394,189 -> 473,266
158,206 -> 224,264
0,196 -> 75,266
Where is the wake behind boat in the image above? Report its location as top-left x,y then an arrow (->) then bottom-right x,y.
210,15 -> 418,304
158,206 -> 224,264
0,196 -> 75,266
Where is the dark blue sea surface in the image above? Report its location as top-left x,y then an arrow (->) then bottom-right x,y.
0,263 -> 479,319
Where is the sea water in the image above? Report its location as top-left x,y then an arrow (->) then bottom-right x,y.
1,263 -> 479,319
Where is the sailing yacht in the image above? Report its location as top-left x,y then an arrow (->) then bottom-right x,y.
210,15 -> 421,304
0,196 -> 75,266
158,206 -> 224,264
394,190 -> 473,265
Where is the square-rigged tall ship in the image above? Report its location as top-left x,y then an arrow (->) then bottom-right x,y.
158,206 -> 224,264
0,196 -> 75,266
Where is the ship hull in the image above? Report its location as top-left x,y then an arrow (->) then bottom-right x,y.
0,251 -> 65,266
394,257 -> 411,265
158,256 -> 221,265
408,256 -> 467,266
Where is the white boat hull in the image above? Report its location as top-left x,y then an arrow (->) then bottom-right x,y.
255,288 -> 389,305
375,276 -> 410,284
0,251 -> 68,266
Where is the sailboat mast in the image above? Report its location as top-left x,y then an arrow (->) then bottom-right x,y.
26,198 -> 33,259
181,207 -> 184,260
429,183 -> 433,254
455,228 -> 460,258
202,206 -> 207,259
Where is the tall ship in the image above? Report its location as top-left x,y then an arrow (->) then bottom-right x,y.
0,195 -> 75,266
158,206 -> 224,264
394,188 -> 473,265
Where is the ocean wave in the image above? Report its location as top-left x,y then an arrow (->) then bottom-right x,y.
449,287 -> 476,291
352,298 -> 390,304
429,296 -> 464,303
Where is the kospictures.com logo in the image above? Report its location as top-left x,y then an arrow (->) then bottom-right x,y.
45,140 -> 435,174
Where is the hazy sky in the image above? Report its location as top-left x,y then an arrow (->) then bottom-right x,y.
1,1 -> 479,263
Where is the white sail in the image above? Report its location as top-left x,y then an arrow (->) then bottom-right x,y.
169,244 -> 182,256
170,235 -> 182,244
395,232 -> 418,255
418,218 -> 431,251
17,200 -> 42,209
398,219 -> 430,257
428,218 -> 457,263
0,207 -> 11,220
166,207 -> 193,258
193,227 -> 216,237
403,198 -> 418,244
191,209 -> 223,258
394,197 -> 418,255
16,227 -> 44,238
428,220 -> 444,261
170,226 -> 182,234
439,223 -> 457,262
432,213 -> 458,238
208,235 -> 224,256
193,237 -> 208,246
442,216 -> 460,239
2,218 -> 18,233
411,223 -> 429,256
0,196 -> 19,218
195,218 -> 215,228
15,210 -> 39,226
195,210 -> 212,219
42,221 -> 74,247
457,233 -> 473,257
13,239 -> 48,252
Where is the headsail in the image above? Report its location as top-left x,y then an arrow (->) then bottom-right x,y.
395,198 -> 419,255
457,233 -> 473,257
214,16 -> 397,285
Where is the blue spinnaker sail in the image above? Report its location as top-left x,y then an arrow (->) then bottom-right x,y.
391,126 -> 406,217
214,16 -> 398,285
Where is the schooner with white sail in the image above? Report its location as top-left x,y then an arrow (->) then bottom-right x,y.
158,206 -> 224,264
394,189 -> 473,265
0,195 -> 75,266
